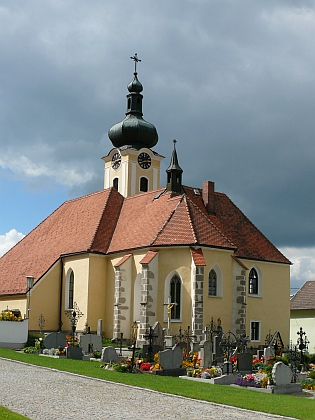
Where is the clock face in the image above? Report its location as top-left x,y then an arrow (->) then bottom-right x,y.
138,152 -> 151,169
111,152 -> 121,170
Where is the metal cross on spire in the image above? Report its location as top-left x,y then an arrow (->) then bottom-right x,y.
130,53 -> 141,73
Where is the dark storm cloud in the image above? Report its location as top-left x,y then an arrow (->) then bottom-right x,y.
1,0 -> 315,251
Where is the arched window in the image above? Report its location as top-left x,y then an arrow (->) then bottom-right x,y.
170,274 -> 181,320
140,177 -> 148,192
249,268 -> 258,295
208,269 -> 217,296
68,270 -> 74,309
113,177 -> 119,191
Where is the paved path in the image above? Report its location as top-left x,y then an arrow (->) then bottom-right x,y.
0,358 -> 297,420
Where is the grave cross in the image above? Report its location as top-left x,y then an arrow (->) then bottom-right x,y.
163,295 -> 177,335
297,326 -> 309,371
38,313 -> 45,334
286,340 -> 299,382
144,326 -> 158,362
129,321 -> 139,373
113,332 -> 126,356
183,326 -> 195,353
65,302 -> 84,347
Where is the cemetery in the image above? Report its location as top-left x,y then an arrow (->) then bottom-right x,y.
2,303 -> 315,397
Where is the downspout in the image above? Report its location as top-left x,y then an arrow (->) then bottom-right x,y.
58,257 -> 63,331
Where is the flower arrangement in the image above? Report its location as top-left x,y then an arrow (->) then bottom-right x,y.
301,379 -> 315,390
0,310 -> 22,322
187,366 -> 222,378
182,350 -> 201,368
140,362 -> 152,371
234,371 -> 268,388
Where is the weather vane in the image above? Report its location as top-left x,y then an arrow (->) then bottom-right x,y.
130,53 -> 141,73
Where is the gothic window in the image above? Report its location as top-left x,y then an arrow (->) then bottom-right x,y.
68,270 -> 74,310
249,268 -> 259,295
170,274 -> 181,320
250,320 -> 260,341
140,177 -> 148,192
113,177 -> 119,191
208,269 -> 217,296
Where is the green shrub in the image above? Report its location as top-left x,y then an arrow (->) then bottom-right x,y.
308,370 -> 315,379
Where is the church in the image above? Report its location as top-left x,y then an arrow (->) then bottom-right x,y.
0,56 -> 291,346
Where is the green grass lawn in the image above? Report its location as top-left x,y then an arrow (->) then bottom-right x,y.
0,348 -> 314,420
0,406 -> 30,419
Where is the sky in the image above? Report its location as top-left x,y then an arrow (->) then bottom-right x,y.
0,0 -> 315,292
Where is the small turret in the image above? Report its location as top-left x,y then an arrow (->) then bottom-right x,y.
166,140 -> 183,194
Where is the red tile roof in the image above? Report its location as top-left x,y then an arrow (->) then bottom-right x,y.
114,254 -> 132,268
140,251 -> 158,264
290,281 -> 315,310
190,248 -> 206,266
0,182 -> 290,296
0,188 -> 122,295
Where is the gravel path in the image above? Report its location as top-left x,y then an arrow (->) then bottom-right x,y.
0,358 -> 297,420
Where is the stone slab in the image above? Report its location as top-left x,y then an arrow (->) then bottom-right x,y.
43,332 -> 66,349
66,347 -> 83,360
101,346 -> 122,363
79,334 -> 102,353
159,346 -> 182,370
153,368 -> 187,377
272,361 -> 292,386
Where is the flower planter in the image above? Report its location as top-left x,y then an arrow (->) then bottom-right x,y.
0,319 -> 29,349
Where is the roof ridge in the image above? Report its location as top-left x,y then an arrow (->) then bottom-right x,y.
88,188 -> 114,251
186,195 -> 236,248
151,195 -> 185,244
183,195 -> 197,243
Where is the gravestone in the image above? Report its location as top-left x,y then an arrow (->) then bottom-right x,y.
264,346 -> 274,361
79,334 -> 102,353
159,346 -> 183,370
97,319 -> 102,336
222,361 -> 233,374
272,362 -> 292,386
101,346 -> 121,363
66,346 -> 82,360
213,335 -> 224,362
43,332 -> 66,349
201,340 -> 212,368
152,321 -> 165,349
237,353 -> 252,374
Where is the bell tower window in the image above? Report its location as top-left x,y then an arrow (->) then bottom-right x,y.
140,177 -> 148,192
113,178 -> 119,191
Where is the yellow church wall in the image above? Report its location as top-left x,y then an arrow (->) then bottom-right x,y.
86,254 -> 107,334
202,248 -> 234,331
0,296 -> 27,319
28,261 -> 61,331
62,256 -> 90,332
104,255 -> 120,338
156,247 -> 192,332
243,259 -> 290,346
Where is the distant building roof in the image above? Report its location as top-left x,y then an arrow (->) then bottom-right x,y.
0,184 -> 290,296
290,281 -> 315,310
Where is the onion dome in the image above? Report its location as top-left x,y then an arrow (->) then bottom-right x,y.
108,65 -> 158,149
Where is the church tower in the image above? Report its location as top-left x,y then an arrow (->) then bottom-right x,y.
103,54 -> 164,197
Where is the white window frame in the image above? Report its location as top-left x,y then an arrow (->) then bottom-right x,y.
164,271 -> 182,322
248,266 -> 262,297
65,268 -> 74,310
207,264 -> 223,297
